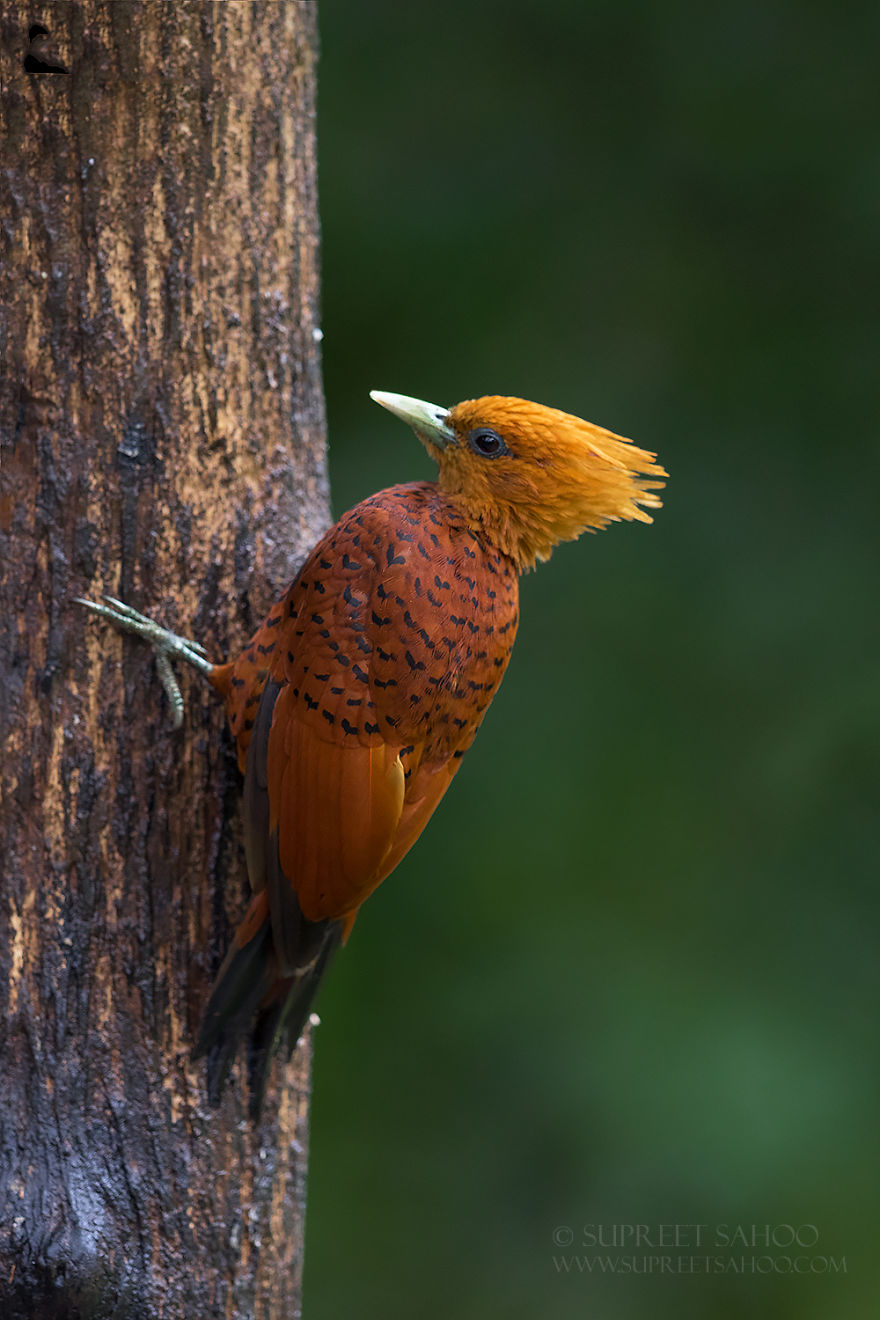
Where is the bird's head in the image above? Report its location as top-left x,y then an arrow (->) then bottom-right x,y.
371,390 -> 667,570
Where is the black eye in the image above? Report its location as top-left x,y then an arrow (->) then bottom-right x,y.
467,428 -> 509,459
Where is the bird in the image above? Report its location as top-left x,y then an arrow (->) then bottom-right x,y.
79,390 -> 666,1110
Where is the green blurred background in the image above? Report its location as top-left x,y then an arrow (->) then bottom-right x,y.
307,2 -> 879,1316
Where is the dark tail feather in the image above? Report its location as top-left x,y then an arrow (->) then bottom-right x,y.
247,924 -> 342,1119
192,915 -> 275,1104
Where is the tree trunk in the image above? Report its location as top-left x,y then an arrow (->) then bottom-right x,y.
0,3 -> 327,1316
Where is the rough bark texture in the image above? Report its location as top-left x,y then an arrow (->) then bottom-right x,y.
0,3 -> 328,1316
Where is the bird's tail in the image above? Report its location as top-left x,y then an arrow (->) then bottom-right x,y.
192,889 -> 341,1115
246,927 -> 342,1117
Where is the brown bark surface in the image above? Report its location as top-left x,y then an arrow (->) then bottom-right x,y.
0,3 -> 328,1316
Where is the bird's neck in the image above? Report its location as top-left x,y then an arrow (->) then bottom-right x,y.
440,489 -> 555,572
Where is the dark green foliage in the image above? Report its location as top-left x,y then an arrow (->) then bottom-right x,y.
308,2 -> 879,1316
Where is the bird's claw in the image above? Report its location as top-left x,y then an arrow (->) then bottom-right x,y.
76,593 -> 213,729
76,594 -> 209,656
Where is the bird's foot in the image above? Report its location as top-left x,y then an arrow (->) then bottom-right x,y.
76,594 -> 214,729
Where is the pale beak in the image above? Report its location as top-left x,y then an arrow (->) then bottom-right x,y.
369,390 -> 455,450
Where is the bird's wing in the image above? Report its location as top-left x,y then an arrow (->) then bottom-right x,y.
265,680 -> 407,933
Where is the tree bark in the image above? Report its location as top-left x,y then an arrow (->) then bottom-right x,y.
0,3 -> 327,1316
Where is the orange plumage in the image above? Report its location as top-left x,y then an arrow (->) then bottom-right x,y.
81,391 -> 666,1107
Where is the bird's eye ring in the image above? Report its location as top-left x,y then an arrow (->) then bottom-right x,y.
468,428 -> 509,459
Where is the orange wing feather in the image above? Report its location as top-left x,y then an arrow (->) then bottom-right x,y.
269,708 -> 406,922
